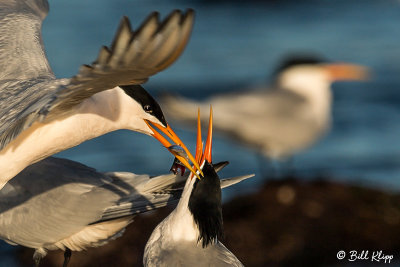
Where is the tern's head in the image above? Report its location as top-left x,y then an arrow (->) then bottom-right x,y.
183,107 -> 224,248
189,160 -> 223,248
120,84 -> 202,177
120,85 -> 167,130
274,55 -> 369,96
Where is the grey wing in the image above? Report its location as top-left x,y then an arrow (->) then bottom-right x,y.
162,86 -> 310,126
96,172 -> 184,222
0,9 -> 194,150
209,88 -> 311,128
210,88 -> 321,153
97,193 -> 178,223
0,0 -> 53,81
48,10 -> 194,115
0,157 -> 120,249
0,0 -> 56,149
97,167 -> 255,223
162,87 -> 314,144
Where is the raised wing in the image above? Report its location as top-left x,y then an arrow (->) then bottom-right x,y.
48,10 -> 194,114
0,9 -> 194,150
0,0 -> 53,81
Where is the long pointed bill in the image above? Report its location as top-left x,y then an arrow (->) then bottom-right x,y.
195,108 -> 203,163
201,105 -> 213,164
145,120 -> 202,179
189,108 -> 205,180
323,63 -> 369,81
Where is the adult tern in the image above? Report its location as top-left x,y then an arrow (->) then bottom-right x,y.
162,57 -> 369,161
144,109 -> 251,266
0,1 -> 200,188
0,156 -> 252,266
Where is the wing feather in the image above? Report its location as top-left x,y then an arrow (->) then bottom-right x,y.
37,9 -> 195,119
0,157 -> 253,251
0,0 -> 52,81
0,9 -> 194,150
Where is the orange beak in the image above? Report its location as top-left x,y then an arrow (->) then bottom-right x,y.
201,105 -> 213,164
145,120 -> 203,179
195,108 -> 203,163
323,63 -> 369,81
190,106 -> 213,180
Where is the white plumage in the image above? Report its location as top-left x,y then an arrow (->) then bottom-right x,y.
162,58 -> 368,160
0,0 -> 197,188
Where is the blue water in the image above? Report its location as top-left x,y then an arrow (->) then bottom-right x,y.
3,0 -> 400,265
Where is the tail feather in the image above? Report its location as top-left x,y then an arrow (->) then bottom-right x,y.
220,174 -> 255,188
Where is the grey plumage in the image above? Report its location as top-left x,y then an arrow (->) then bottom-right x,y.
162,88 -> 320,160
145,240 -> 243,267
0,157 -> 251,262
0,0 -> 194,150
162,57 -> 368,161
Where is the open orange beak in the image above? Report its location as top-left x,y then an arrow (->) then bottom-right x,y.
201,106 -> 213,165
323,63 -> 369,81
189,106 -> 213,179
145,120 -> 203,179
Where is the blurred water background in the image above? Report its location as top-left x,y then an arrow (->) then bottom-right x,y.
2,0 -> 400,265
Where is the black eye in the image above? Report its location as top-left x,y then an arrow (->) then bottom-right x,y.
144,105 -> 153,113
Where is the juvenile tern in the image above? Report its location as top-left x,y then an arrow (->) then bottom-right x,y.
0,156 -> 251,266
144,108 -> 252,266
0,0 -> 200,188
162,57 -> 369,161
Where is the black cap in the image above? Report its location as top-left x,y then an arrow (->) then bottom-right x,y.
120,85 -> 167,127
272,54 -> 327,79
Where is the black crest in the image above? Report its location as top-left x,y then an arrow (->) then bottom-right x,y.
188,161 -> 223,248
120,85 -> 167,126
272,54 -> 326,78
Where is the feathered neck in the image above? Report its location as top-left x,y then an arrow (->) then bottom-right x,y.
188,161 -> 223,247
170,161 -> 223,247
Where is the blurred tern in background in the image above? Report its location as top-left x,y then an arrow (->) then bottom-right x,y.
0,0 -> 200,188
0,156 -> 251,266
162,56 -> 369,165
144,108 -> 252,266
